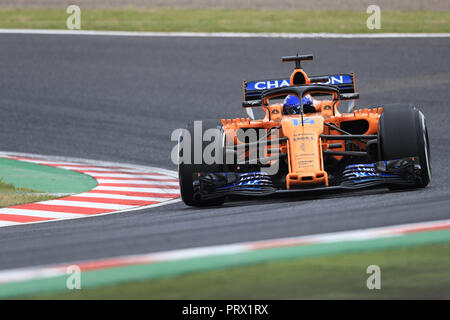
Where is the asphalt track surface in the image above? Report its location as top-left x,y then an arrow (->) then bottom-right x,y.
0,34 -> 449,270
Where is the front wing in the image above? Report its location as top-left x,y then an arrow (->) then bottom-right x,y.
195,157 -> 423,200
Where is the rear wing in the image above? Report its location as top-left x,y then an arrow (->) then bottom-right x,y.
243,73 -> 356,101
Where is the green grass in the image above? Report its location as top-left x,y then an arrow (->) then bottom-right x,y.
0,179 -> 56,207
0,157 -> 97,195
0,8 -> 449,33
0,157 -> 95,207
27,242 -> 450,299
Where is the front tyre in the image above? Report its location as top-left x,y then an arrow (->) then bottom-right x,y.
378,105 -> 431,188
178,120 -> 226,207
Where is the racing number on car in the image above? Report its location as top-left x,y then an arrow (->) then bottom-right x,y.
292,118 -> 315,126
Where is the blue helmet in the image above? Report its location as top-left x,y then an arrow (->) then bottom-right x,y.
302,95 -> 313,106
283,95 -> 313,115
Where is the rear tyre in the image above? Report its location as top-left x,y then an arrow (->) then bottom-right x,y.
378,105 -> 431,188
178,120 -> 226,207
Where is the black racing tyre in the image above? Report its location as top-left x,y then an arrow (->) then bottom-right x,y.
378,105 -> 431,188
178,120 -> 226,207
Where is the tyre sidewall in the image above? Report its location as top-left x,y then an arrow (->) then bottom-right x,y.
378,106 -> 431,188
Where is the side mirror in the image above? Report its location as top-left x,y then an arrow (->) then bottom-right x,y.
338,93 -> 359,113
340,93 -> 360,100
242,100 -> 269,120
242,100 -> 263,108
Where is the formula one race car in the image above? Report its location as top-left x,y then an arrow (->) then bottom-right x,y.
176,54 -> 431,206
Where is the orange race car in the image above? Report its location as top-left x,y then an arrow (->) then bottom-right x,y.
176,54 -> 431,206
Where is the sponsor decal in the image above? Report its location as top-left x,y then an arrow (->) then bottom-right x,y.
297,159 -> 314,168
246,79 -> 290,91
293,133 -> 314,142
324,75 -> 353,85
292,118 -> 315,126
245,75 -> 353,92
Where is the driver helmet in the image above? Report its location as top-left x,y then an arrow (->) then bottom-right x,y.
282,95 -> 313,115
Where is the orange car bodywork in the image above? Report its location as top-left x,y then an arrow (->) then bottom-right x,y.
221,67 -> 382,189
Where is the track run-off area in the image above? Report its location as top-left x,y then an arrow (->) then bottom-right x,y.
0,152 -> 179,227
0,31 -> 449,277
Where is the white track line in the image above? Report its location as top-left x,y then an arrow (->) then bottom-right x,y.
0,29 -> 449,38
0,208 -> 86,219
94,186 -> 180,193
0,221 -> 22,227
36,200 -> 132,210
73,193 -> 171,202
